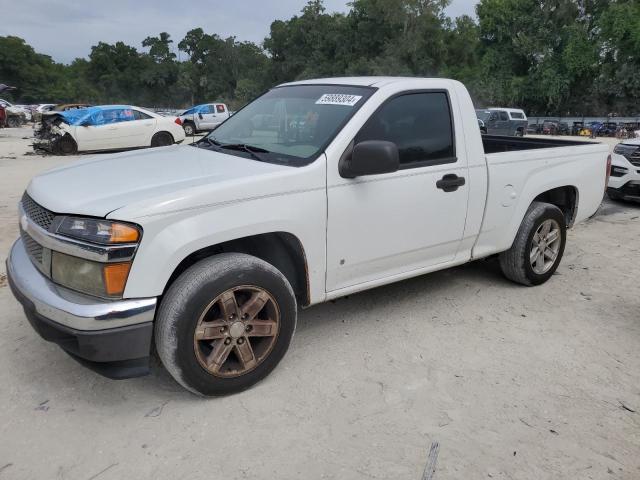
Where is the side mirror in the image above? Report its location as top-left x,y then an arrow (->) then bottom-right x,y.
339,140 -> 400,179
198,113 -> 203,119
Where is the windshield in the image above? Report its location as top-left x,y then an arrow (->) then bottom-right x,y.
203,84 -> 375,166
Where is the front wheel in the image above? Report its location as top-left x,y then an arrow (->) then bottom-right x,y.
183,122 -> 196,136
55,135 -> 78,155
155,253 -> 297,396
499,202 -> 566,286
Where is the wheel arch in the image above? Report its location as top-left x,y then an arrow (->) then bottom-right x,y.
163,232 -> 310,307
152,130 -> 174,145
532,185 -> 579,227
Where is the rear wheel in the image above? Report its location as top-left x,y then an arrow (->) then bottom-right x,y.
151,131 -> 174,147
6,116 -> 20,128
499,202 -> 566,286
155,253 -> 297,396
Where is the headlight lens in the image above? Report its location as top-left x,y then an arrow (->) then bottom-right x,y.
51,252 -> 131,297
56,217 -> 140,244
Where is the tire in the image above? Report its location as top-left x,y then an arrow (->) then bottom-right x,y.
55,135 -> 78,155
183,122 -> 196,136
499,202 -> 567,286
155,253 -> 297,396
516,129 -> 524,137
151,131 -> 174,147
6,116 -> 20,128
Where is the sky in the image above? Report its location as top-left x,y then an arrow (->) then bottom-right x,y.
1,0 -> 479,64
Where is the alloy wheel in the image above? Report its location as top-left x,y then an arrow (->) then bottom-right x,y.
530,219 -> 561,275
193,286 -> 280,378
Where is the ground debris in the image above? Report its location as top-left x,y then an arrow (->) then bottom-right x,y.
144,401 -> 169,418
34,400 -> 50,412
618,401 -> 637,413
421,441 -> 440,480
86,463 -> 118,480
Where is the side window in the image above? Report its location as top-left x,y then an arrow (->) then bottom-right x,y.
499,111 -> 509,121
355,92 -> 455,167
204,105 -> 215,114
510,111 -> 524,119
216,104 -> 226,113
133,110 -> 152,120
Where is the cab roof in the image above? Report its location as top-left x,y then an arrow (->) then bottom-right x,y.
279,76 -> 446,88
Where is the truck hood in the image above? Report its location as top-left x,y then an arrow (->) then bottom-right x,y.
27,145 -> 290,218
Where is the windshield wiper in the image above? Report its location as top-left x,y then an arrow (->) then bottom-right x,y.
198,137 -> 223,148
217,143 -> 271,163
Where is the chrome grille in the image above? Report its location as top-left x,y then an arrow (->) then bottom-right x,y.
21,193 -> 55,231
614,144 -> 640,166
21,230 -> 43,264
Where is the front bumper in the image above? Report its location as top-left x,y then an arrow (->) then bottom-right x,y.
6,239 -> 157,379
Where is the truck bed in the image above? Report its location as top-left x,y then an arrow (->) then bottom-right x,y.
482,135 -> 594,154
472,134 -> 609,261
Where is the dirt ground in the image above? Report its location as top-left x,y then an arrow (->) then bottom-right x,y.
0,127 -> 638,480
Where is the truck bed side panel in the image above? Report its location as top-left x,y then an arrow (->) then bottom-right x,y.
472,143 -> 609,259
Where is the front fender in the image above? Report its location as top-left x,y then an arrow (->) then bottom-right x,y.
121,189 -> 327,304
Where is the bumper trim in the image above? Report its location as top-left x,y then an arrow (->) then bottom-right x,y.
7,239 -> 156,331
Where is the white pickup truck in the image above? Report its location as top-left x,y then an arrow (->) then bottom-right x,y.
7,77 -> 610,396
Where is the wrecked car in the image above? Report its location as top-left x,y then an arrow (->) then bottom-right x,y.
33,105 -> 186,155
0,99 -> 29,127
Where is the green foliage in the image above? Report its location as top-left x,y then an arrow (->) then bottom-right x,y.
1,0 -> 639,114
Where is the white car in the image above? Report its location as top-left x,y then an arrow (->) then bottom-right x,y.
33,105 -> 186,154
608,139 -> 640,201
8,77 -> 609,395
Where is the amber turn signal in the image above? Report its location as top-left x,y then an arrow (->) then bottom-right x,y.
110,223 -> 139,243
103,263 -> 132,296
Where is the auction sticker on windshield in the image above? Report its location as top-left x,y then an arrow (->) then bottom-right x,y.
316,94 -> 363,106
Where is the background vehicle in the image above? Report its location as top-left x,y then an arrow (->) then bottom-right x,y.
8,78 -> 609,396
476,108 -> 527,136
608,139 -> 640,201
33,105 -> 185,154
572,122 -> 584,136
32,104 -> 56,122
478,118 -> 487,134
603,122 -> 619,137
179,103 -> 230,135
526,123 -> 542,134
0,99 -> 29,127
557,122 -> 570,135
542,121 -> 558,135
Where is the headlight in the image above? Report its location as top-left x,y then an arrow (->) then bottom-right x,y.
51,252 -> 131,298
56,217 -> 140,244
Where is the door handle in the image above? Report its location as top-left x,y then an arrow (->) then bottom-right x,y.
436,174 -> 466,192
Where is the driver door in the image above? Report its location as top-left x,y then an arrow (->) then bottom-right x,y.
326,91 -> 469,292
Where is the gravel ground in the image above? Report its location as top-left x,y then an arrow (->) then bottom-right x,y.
0,127 -> 638,480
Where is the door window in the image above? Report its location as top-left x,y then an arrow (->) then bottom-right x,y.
499,111 -> 509,121
216,104 -> 226,113
133,110 -> 153,120
355,92 -> 455,167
